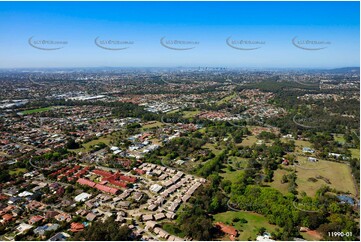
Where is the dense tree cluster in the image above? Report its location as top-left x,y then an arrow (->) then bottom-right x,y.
72,217 -> 133,241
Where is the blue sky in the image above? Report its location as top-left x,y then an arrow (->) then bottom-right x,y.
0,1 -> 359,68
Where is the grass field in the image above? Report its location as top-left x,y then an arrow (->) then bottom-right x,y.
141,121 -> 164,130
182,110 -> 201,118
21,107 -> 53,114
294,140 -> 313,153
9,168 -> 27,175
198,127 -> 206,133
167,109 -> 180,114
266,168 -> 290,195
334,134 -> 346,144
202,142 -> 224,155
70,134 -> 116,153
349,148 -> 360,159
239,136 -> 258,147
213,211 -> 277,241
295,157 -> 356,197
220,157 -> 251,183
220,169 -> 244,183
217,93 -> 237,105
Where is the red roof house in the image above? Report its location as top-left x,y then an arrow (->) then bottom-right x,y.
94,184 -> 119,195
119,175 -> 137,183
2,214 -> 13,223
215,222 -> 238,240
29,215 -> 44,225
92,169 -> 113,178
77,178 -> 96,187
70,222 -> 85,232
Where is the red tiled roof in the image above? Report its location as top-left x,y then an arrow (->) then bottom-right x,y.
215,222 -> 238,237
77,178 -> 96,187
70,222 -> 85,232
119,175 -> 137,183
29,215 -> 44,224
2,214 -> 13,222
108,180 -> 127,188
92,169 -> 113,178
94,184 -> 119,194
135,169 -> 145,175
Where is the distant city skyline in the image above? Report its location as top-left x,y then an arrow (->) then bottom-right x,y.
0,1 -> 359,68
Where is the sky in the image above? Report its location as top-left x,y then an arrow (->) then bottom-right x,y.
0,1 -> 359,69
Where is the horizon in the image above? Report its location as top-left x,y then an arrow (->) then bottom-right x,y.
0,66 -> 359,71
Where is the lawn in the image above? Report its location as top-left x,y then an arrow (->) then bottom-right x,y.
202,143 -> 224,155
295,157 -> 356,197
239,135 -> 258,147
141,121 -> 164,130
334,134 -> 346,144
221,157 -> 250,183
294,140 -> 313,153
70,134 -> 116,153
216,92 -> 237,105
9,168 -> 27,175
167,109 -> 180,114
266,168 -> 290,195
213,211 -> 277,241
21,107 -> 54,114
349,148 -> 360,159
220,168 -> 244,183
182,110 -> 201,118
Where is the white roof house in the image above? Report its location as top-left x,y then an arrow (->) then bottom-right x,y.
150,184 -> 163,193
74,192 -> 92,202
18,191 -> 34,197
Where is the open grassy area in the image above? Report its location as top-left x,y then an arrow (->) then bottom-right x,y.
182,110 -> 201,118
70,133 -> 118,153
167,109 -> 180,114
9,168 -> 27,175
213,211 -> 277,241
266,168 -> 290,195
294,140 -> 313,153
220,169 -> 244,183
220,157 -> 250,183
349,148 -> 360,159
141,121 -> 164,130
295,157 -> 356,197
239,135 -> 258,147
84,137 -> 112,148
202,142 -> 224,155
217,92 -> 237,105
334,134 -> 346,144
21,107 -> 53,114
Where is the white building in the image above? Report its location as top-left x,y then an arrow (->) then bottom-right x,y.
74,192 -> 92,202
150,184 -> 163,193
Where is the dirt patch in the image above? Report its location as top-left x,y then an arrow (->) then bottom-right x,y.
305,230 -> 322,240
